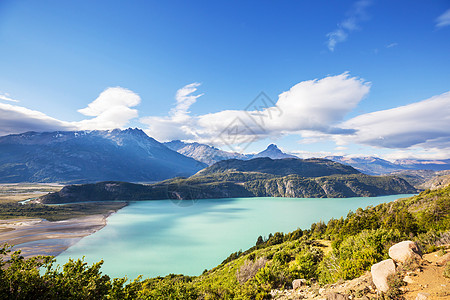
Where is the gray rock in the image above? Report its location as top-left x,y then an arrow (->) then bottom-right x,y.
326,292 -> 349,300
437,252 -> 450,266
388,241 -> 422,263
292,279 -> 307,290
371,259 -> 396,292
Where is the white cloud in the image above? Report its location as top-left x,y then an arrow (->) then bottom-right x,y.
326,0 -> 372,51
0,102 -> 73,136
140,83 -> 203,141
141,73 -> 370,146
75,87 -> 141,130
331,92 -> 450,150
386,43 -> 398,48
171,82 -> 203,120
0,92 -> 19,103
436,9 -> 450,28
0,87 -> 141,136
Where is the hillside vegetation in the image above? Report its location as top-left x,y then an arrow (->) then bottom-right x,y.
196,157 -> 360,177
39,158 -> 416,204
2,184 -> 448,299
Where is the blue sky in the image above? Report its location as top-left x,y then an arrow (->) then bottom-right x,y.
0,0 -> 449,159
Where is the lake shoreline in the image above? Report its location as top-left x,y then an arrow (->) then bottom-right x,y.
0,207 -> 124,258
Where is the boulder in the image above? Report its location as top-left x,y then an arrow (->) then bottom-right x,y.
388,241 -> 422,263
370,259 -> 396,292
292,279 -> 307,290
436,252 -> 450,266
327,292 -> 349,300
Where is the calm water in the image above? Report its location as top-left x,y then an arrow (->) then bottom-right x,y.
56,195 -> 413,279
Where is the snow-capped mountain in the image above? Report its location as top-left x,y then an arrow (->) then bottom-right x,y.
326,155 -> 450,175
164,141 -> 297,165
0,128 -> 206,183
164,140 -> 251,166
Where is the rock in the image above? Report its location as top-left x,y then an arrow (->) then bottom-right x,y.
327,292 -> 349,300
292,279 -> 307,290
436,252 -> 450,266
403,275 -> 415,284
388,241 -> 422,263
370,259 -> 396,292
415,292 -> 429,300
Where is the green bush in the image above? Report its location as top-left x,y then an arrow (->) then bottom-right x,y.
444,262 -> 450,279
319,229 -> 401,282
290,247 -> 323,280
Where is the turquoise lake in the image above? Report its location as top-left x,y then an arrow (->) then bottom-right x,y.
56,195 -> 413,279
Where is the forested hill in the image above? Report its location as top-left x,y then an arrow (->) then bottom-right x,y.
39,158 -> 416,204
195,157 -> 360,177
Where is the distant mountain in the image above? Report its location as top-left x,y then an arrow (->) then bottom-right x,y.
0,129 -> 206,183
164,140 -> 250,166
325,156 -> 403,175
164,141 -> 297,166
39,158 -> 416,204
252,144 -> 297,159
393,159 -> 450,171
326,156 -> 450,175
196,157 -> 360,177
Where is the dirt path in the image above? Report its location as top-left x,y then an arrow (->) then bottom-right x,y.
403,251 -> 450,299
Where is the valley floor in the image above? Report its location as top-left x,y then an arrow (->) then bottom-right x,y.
0,183 -> 126,257
0,214 -> 110,257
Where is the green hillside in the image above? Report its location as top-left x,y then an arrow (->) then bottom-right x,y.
39,162 -> 416,204
196,157 -> 360,177
2,184 -> 448,299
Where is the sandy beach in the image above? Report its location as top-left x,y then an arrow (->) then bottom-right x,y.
0,214 -> 110,258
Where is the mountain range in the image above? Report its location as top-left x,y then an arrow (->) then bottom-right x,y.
326,156 -> 450,175
165,140 -> 450,175
1,128 -> 449,185
164,141 -> 296,165
0,129 -> 206,183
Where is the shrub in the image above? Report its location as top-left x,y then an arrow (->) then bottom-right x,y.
444,262 -> 450,279
236,258 -> 268,284
290,247 -> 323,280
255,262 -> 291,290
273,251 -> 291,265
318,229 -> 401,282
384,272 -> 406,299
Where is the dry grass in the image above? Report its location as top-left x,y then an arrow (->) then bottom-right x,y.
0,184 -> 62,204
236,257 -> 268,284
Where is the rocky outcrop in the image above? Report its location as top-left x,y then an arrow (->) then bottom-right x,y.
370,259 -> 396,292
388,241 -> 422,263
